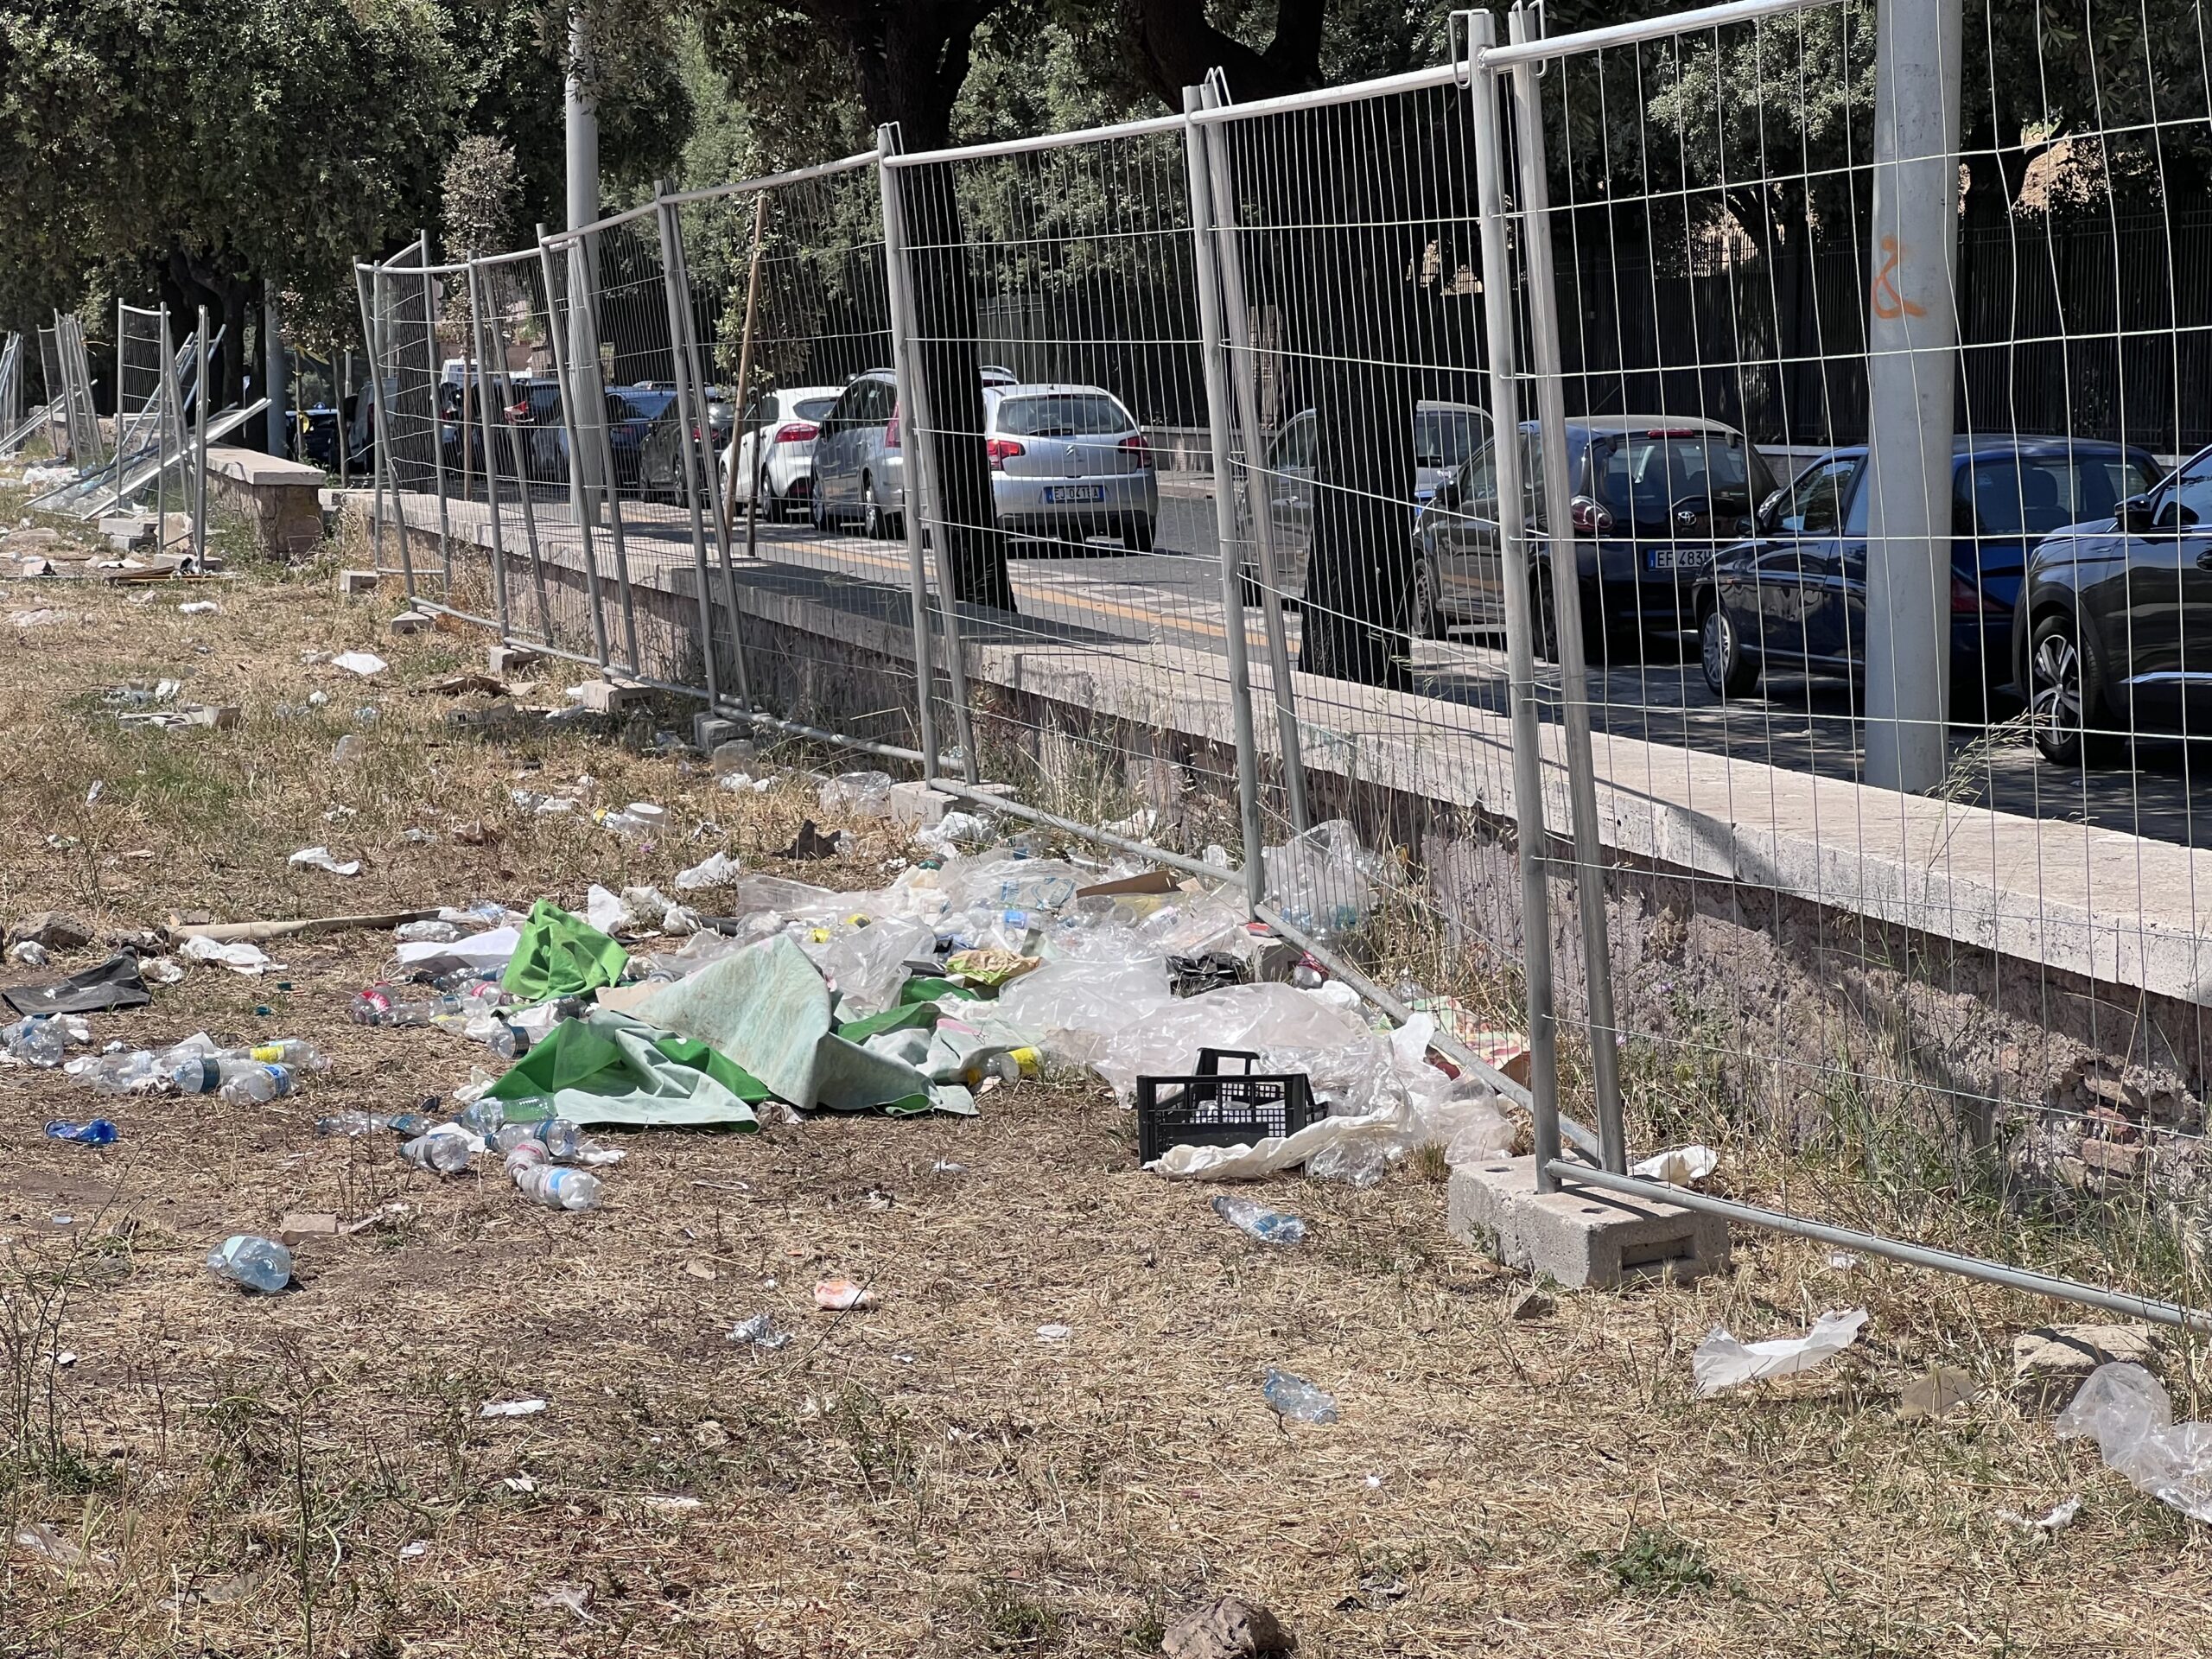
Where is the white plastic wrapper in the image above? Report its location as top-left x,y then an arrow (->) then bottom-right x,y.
818,770 -> 893,818
178,936 -> 277,976
1630,1144 -> 1720,1185
1693,1308 -> 1868,1398
674,851 -> 740,891
2056,1363 -> 2212,1522
332,651 -> 387,677
288,845 -> 361,877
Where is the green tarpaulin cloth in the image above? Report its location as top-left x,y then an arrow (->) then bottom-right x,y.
500,899 -> 629,1001
635,934 -> 969,1114
486,1008 -> 763,1129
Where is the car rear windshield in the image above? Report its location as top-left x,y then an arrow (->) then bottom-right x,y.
995,394 -> 1132,437
1414,408 -> 1478,470
613,390 -> 676,422
794,397 -> 836,422
1957,454 -> 2162,537
1591,431 -> 1772,525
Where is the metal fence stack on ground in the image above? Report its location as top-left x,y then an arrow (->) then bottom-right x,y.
351,0 -> 2212,1329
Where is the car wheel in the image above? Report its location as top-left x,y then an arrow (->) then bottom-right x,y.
810,479 -> 828,535
2027,610 -> 2116,766
862,476 -> 887,540
1408,555 -> 1440,640
1700,601 -> 1760,698
1124,513 -> 1155,553
760,467 -> 778,520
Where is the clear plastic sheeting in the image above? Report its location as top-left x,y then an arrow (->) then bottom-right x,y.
1692,1308 -> 1870,1399
1262,820 -> 1391,939
2055,1363 -> 2212,1523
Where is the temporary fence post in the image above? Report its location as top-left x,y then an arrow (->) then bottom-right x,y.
535,224 -> 614,671
339,349 -> 351,493
194,306 -> 209,568
463,261 -> 513,639
653,182 -> 724,709
113,296 -> 125,514
1469,10 -> 1564,1191
360,264 -> 414,598
153,307 -> 171,545
480,263 -> 556,645
722,193 -> 770,556
1199,78 -> 1310,836
566,235 -> 644,677
1184,86 -> 1268,916
1507,6 -> 1627,1173
662,192 -> 755,711
419,235 -> 455,588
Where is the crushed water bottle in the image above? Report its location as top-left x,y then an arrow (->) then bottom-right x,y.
401,1127 -> 479,1174
538,1119 -> 587,1160
206,1235 -> 293,1294
70,1049 -> 164,1095
316,1109 -> 429,1138
514,1165 -> 602,1211
456,1096 -> 507,1137
245,1039 -> 329,1071
394,919 -> 464,944
3,1014 -> 66,1067
1262,1368 -> 1338,1423
45,1119 -> 118,1147
449,1014 -> 525,1058
1211,1194 -> 1306,1245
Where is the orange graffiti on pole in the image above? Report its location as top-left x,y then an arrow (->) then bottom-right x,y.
1871,235 -> 1925,320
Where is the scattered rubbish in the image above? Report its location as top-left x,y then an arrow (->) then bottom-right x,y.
178,937 -> 277,976
536,1580 -> 596,1624
596,802 -> 665,836
2056,1363 -> 2212,1522
401,1124 -> 481,1174
1996,1497 -> 2082,1535
504,1473 -> 536,1492
912,810 -> 990,855
731,1313 -> 791,1351
331,734 -> 368,765
398,1540 -> 428,1560
1899,1367 -> 1980,1421
1168,952 -> 1248,997
674,850 -> 740,891
1693,1308 -> 1869,1399
172,1057 -> 294,1104
288,846 -> 362,878
1211,1193 -> 1306,1245
44,1119 -> 118,1147
1137,1050 -> 1316,1166
178,600 -> 219,615
1036,1323 -> 1071,1342
945,947 -> 1039,988
778,819 -> 842,860
814,1278 -> 878,1311
11,1522 -> 116,1577
501,901 -> 628,1001
7,940 -> 47,967
514,1166 -> 602,1211
1827,1252 -> 1861,1271
3,953 -> 151,1015
2,1014 -> 67,1066
930,1160 -> 968,1175
819,770 -> 893,818
1262,1368 -> 1339,1424
1262,818 -> 1387,937
171,907 -> 436,945
395,919 -> 464,944
1508,1287 -> 1555,1321
332,651 -> 387,677
10,608 -> 70,628
206,1235 -> 293,1294
480,1398 -> 549,1419
1630,1144 -> 1720,1185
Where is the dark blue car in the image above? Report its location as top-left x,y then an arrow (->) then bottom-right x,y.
1692,436 -> 2161,705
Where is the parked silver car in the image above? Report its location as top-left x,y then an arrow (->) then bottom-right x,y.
810,365 -> 1018,539
984,384 -> 1158,552
722,385 -> 841,518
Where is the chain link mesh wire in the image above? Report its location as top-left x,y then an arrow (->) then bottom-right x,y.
1495,0 -> 2212,1310
1193,76 -> 1535,1020
882,121 -> 1268,866
671,157 -> 927,757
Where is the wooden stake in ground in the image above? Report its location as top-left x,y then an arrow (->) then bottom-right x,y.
719,194 -> 770,550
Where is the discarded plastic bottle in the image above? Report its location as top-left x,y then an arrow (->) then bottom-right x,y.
456,1014 -> 525,1059
962,1047 -> 1040,1088
400,1129 -> 477,1174
1211,1194 -> 1306,1245
73,1049 -> 164,1094
503,1141 -> 549,1177
3,1015 -> 65,1068
247,1039 -> 329,1071
45,1119 -> 118,1147
220,1063 -> 293,1105
206,1235 -> 292,1294
170,1057 -> 293,1103
456,1096 -> 507,1137
352,983 -> 432,1026
514,1165 -> 602,1211
538,1119 -> 587,1161
1262,1368 -> 1338,1423
394,919 -> 464,944
493,1121 -> 544,1155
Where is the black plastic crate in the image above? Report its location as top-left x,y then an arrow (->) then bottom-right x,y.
1135,1048 -> 1315,1165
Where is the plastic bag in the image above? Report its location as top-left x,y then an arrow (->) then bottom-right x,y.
812,918 -> 937,1020
818,771 -> 893,818
1262,819 -> 1389,938
2055,1363 -> 2212,1522
984,956 -> 1178,1065
1632,1144 -> 1720,1185
1693,1308 -> 1868,1398
1091,981 -> 1371,1103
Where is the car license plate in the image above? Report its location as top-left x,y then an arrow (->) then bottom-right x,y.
1043,485 -> 1105,504
1648,544 -> 1713,570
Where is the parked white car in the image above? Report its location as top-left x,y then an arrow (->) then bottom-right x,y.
984,383 -> 1158,551
721,385 -> 842,518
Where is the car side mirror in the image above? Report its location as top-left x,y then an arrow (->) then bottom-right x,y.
2118,493 -> 2157,531
1431,478 -> 1460,512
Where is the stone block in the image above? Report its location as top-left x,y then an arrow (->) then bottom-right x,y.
338,569 -> 380,596
2012,1324 -> 2160,1412
486,644 -> 541,676
693,714 -> 738,753
1447,1156 -> 1729,1289
889,779 -> 957,827
388,611 -> 433,637
574,678 -> 645,715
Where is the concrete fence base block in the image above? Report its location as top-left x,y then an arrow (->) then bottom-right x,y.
693,714 -> 738,753
889,779 -> 957,827
388,611 -> 433,637
575,679 -> 646,715
486,644 -> 540,676
338,569 -> 380,596
1447,1155 -> 1730,1289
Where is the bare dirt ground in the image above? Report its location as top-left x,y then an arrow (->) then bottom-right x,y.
3,513 -> 2209,1657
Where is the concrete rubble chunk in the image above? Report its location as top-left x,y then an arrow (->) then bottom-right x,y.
486,644 -> 541,676
388,611 -> 433,637
1161,1596 -> 1297,1659
2012,1324 -> 2160,1412
10,910 -> 94,950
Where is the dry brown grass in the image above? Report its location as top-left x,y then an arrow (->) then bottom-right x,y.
2,514 -> 2209,1656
